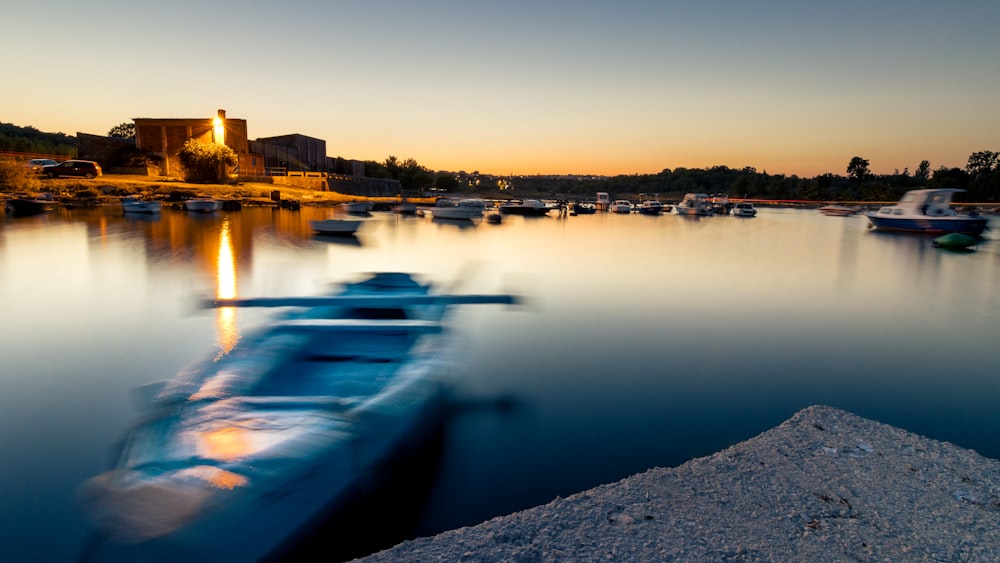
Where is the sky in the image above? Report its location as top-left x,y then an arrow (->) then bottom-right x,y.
4,1 -> 999,177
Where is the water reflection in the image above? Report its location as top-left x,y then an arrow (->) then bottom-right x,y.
1,206 -> 998,562
214,218 -> 239,358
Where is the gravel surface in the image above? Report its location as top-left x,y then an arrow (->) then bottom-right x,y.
357,405 -> 1000,562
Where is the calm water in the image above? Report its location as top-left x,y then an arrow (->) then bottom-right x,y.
1,204 -> 998,560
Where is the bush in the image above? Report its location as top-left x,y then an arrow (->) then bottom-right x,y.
0,158 -> 42,192
177,140 -> 238,183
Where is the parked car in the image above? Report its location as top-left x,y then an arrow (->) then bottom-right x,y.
42,160 -> 103,179
25,159 -> 58,173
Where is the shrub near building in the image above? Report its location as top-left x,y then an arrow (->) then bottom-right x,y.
178,140 -> 238,183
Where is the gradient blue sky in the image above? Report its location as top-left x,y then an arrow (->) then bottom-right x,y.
5,1 -> 999,177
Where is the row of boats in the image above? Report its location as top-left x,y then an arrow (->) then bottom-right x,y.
16,188 -> 991,240
4,195 -> 223,217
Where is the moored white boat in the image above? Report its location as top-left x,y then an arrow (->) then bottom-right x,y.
731,202 -> 757,217
499,199 -> 554,216
309,218 -> 364,236
675,193 -> 712,216
423,198 -> 487,220
611,200 -> 633,214
79,272 -> 519,561
865,188 -> 988,236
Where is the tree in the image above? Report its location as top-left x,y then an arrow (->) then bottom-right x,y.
913,160 -> 931,184
966,150 -> 998,178
108,122 -> 135,140
846,156 -> 870,182
177,140 -> 238,183
434,172 -> 459,192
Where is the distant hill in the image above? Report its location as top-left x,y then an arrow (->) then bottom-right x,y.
0,122 -> 77,156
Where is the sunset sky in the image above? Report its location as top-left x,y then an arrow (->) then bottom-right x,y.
5,1 -> 998,177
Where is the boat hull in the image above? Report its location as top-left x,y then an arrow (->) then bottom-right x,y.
310,219 -> 362,236
183,199 -> 221,212
500,207 -> 552,216
865,214 -> 988,236
429,207 -> 481,220
122,201 -> 162,214
9,198 -> 55,216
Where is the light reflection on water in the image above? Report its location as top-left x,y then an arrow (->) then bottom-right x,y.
0,205 -> 998,559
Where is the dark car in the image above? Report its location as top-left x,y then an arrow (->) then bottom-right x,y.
43,160 -> 103,179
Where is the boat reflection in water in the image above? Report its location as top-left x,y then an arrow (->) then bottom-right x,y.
79,267 -> 520,561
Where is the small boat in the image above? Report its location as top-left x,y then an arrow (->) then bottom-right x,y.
610,200 -> 633,214
341,201 -> 373,215
571,202 -> 597,215
709,195 -> 732,215
309,218 -> 363,236
637,200 -> 663,215
818,204 -> 861,217
595,192 -> 610,212
424,198 -> 487,220
499,199 -> 554,216
933,232 -> 979,250
8,194 -> 57,216
183,198 -> 222,213
79,272 -> 519,561
865,188 -> 988,236
675,193 -> 713,216
731,202 -> 757,217
121,197 -> 162,214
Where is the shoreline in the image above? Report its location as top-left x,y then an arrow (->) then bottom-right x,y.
356,405 -> 1000,561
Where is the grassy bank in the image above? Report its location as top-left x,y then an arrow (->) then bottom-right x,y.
4,174 -> 438,208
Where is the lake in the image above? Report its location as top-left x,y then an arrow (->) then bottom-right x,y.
1,202 -> 998,560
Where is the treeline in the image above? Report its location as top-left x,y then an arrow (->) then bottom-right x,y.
0,122 -> 77,156
510,155 -> 1000,203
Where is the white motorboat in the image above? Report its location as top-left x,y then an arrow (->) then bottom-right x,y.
424,198 -> 487,220
865,188 -> 988,236
79,272 -> 519,561
183,198 -> 222,213
611,200 -> 633,214
637,200 -> 663,215
121,197 -> 162,214
731,202 -> 757,217
675,193 -> 713,216
498,199 -> 554,216
309,218 -> 364,236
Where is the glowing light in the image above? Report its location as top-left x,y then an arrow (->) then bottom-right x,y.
212,116 -> 225,145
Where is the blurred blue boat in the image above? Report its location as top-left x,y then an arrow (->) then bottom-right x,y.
865,188 -> 988,235
80,272 -> 517,561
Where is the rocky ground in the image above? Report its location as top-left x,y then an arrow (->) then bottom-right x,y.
356,405 -> 1000,562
